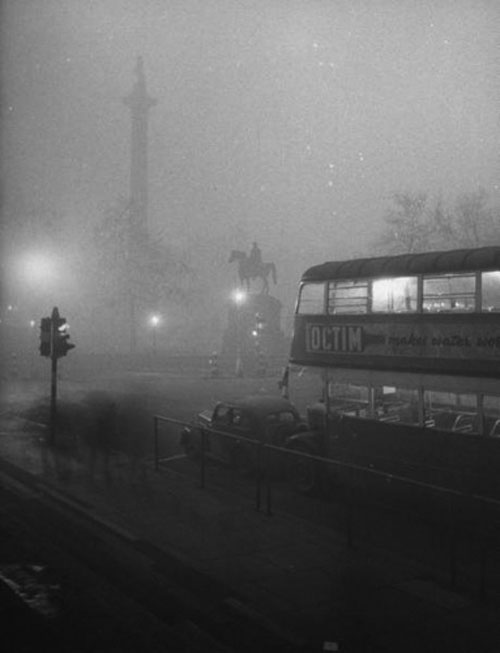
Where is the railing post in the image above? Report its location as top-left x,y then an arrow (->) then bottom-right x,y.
345,464 -> 354,549
479,540 -> 487,601
449,493 -> 457,589
265,445 -> 272,516
154,416 -> 159,472
255,442 -> 262,512
475,497 -> 486,602
200,430 -> 206,489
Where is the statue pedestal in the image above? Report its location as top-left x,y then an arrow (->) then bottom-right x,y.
221,294 -> 287,377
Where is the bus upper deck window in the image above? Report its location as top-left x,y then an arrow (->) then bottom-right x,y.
482,271 -> 500,311
371,276 -> 417,313
328,280 -> 369,314
423,274 -> 476,312
297,282 -> 325,314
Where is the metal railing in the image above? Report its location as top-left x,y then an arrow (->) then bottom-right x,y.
153,413 -> 500,600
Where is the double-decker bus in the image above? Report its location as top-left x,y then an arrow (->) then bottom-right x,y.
286,246 -> 500,496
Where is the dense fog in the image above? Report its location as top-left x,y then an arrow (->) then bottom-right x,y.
1,0 -> 499,359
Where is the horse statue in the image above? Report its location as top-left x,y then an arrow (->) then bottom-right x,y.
228,250 -> 277,294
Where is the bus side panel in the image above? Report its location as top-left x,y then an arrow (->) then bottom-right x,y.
327,415 -> 500,498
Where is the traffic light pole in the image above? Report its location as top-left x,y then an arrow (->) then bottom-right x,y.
49,307 -> 59,445
50,347 -> 58,445
40,306 -> 75,445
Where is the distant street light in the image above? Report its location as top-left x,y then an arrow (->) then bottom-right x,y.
232,289 -> 247,306
149,314 -> 161,328
148,314 -> 162,356
16,252 -> 59,290
9,252 -> 62,315
232,289 -> 247,377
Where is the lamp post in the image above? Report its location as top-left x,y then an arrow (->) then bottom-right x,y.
232,289 -> 246,377
149,314 -> 161,365
29,319 -> 36,378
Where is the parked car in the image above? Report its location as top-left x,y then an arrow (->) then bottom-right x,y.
180,395 -> 308,469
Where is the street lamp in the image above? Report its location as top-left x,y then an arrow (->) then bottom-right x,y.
148,314 -> 161,359
29,319 -> 36,377
8,251 -> 62,320
231,289 -> 247,377
15,252 -> 59,294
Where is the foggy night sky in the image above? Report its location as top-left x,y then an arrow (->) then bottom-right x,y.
1,0 -> 499,334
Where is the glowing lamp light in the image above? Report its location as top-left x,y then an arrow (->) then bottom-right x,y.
149,314 -> 161,328
18,252 -> 58,287
232,289 -> 247,306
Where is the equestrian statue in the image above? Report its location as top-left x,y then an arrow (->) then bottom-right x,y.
229,242 -> 277,294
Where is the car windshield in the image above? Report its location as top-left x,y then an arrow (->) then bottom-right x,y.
263,411 -> 297,425
214,405 -> 232,423
213,405 -> 252,430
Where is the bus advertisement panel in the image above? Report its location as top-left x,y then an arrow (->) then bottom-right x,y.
291,247 -> 500,377
291,313 -> 500,376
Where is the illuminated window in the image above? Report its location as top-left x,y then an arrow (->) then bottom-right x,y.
371,276 -> 417,313
482,271 -> 500,311
423,274 -> 476,312
297,283 -> 325,314
328,280 -> 369,314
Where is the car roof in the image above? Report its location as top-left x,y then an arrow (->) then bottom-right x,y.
218,395 -> 298,418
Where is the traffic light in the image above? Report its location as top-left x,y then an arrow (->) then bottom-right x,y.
39,317 -> 52,357
53,313 -> 75,358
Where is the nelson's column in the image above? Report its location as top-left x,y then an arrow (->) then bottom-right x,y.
123,57 -> 157,351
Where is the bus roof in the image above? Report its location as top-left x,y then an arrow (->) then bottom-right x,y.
302,246 -> 500,282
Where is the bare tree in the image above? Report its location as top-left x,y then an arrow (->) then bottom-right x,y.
83,199 -> 191,353
376,192 -> 431,254
374,189 -> 499,256
451,188 -> 498,247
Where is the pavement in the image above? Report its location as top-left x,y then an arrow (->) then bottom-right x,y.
1,397 -> 500,652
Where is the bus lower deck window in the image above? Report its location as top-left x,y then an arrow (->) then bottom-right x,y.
424,391 -> 479,434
